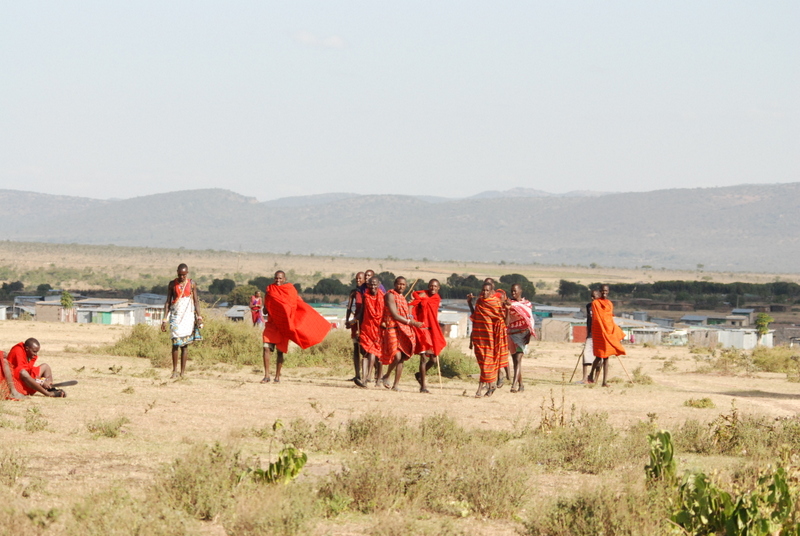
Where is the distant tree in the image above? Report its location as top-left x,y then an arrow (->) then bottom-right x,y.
293,283 -> 302,293
312,278 -> 349,296
248,276 -> 271,290
150,284 -> 169,295
228,284 -> 258,306
3,281 -> 24,293
209,278 -> 236,295
755,312 -> 774,346
558,280 -> 587,300
37,283 -> 52,293
499,274 -> 536,297
376,271 -> 396,289
60,290 -> 74,309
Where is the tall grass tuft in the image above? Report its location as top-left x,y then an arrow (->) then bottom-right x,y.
438,343 -> 479,379
68,488 -> 189,536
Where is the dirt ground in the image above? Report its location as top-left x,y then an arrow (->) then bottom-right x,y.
3,320 -> 800,535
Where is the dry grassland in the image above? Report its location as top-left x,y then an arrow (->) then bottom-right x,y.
2,320 -> 800,534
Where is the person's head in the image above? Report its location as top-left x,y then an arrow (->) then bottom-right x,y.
367,276 -> 380,294
600,284 -> 610,299
23,338 -> 40,360
365,269 -> 375,280
427,279 -> 440,296
355,272 -> 366,286
484,277 -> 495,289
254,290 -> 261,297
511,283 -> 522,300
394,276 -> 407,294
481,282 -> 493,299
176,263 -> 189,282
591,289 -> 601,300
274,271 -> 286,285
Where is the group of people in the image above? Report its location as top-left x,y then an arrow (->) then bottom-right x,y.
3,265 -> 624,401
1,338 -> 66,400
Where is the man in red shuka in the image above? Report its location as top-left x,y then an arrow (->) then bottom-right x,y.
379,277 -> 422,391
7,338 -> 65,397
358,276 -> 385,387
410,279 -> 446,394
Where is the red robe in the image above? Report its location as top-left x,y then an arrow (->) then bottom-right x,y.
359,289 -> 385,355
7,343 -> 39,396
262,283 -> 330,353
591,298 -> 626,358
410,290 -> 446,356
380,290 -> 416,365
471,296 -> 509,383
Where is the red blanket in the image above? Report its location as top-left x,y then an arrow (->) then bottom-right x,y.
410,290 -> 446,356
262,283 -> 330,353
591,298 -> 626,358
359,290 -> 385,355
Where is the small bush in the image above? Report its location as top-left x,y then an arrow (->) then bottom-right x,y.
684,397 -> 716,409
0,449 -> 26,486
632,366 -> 653,384
660,359 -> 678,372
86,417 -> 130,438
151,442 -> 244,520
438,344 -> 479,379
224,482 -> 319,536
68,487 -> 189,536
24,407 -> 48,433
751,346 -> 797,373
285,329 -> 352,368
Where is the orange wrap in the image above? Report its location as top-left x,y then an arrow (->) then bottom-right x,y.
591,298 -> 626,358
262,283 -> 331,353
380,290 -> 416,365
471,296 -> 509,383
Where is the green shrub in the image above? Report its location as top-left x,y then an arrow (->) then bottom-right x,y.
86,416 -> 130,438
151,442 -> 244,520
632,366 -> 653,384
438,344 -> 479,379
684,397 -> 716,409
751,346 -> 797,373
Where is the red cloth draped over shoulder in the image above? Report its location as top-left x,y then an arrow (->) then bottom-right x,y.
359,290 -> 385,355
7,343 -> 38,396
262,283 -> 330,353
471,296 -> 509,383
380,290 -> 416,365
410,290 -> 446,356
171,278 -> 193,303
591,298 -> 626,358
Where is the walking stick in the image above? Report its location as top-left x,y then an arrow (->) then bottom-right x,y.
437,355 -> 443,390
568,347 -> 585,383
615,354 -> 633,382
404,278 -> 420,299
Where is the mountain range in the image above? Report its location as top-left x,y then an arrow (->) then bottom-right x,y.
1,184 -> 798,272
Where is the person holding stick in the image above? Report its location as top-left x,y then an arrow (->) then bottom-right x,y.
162,263 -> 202,379
580,289 -> 601,383
410,279 -> 446,393
588,284 -> 626,387
345,272 -> 366,385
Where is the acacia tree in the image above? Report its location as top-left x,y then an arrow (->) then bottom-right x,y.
60,290 -> 75,322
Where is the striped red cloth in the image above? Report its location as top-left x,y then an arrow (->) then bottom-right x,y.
471,295 -> 509,383
380,290 -> 416,365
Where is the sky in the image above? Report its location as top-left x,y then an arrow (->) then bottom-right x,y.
1,1 -> 798,201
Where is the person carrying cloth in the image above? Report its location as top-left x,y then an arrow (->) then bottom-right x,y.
6,338 -> 65,398
261,270 -> 330,384
358,276 -> 385,388
506,283 -> 535,393
410,279 -> 446,393
468,283 -> 509,398
588,284 -> 626,387
379,276 -> 421,391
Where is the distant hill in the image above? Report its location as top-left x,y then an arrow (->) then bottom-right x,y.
2,183 -> 798,272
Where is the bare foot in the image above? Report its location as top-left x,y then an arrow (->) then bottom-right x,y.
420,388 -> 431,394
260,377 -> 271,384
170,372 -> 179,379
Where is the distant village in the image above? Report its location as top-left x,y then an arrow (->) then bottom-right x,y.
0,289 -> 784,351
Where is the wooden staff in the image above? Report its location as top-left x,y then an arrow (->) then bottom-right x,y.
616,354 -> 633,382
437,356 -> 443,390
404,278 -> 420,299
569,347 -> 585,383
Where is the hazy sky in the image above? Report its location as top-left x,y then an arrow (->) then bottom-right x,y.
1,1 -> 798,201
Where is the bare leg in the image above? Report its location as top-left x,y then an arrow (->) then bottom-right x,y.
391,354 -> 405,390
382,357 -> 397,388
261,346 -> 272,383
601,358 -> 609,387
274,351 -> 284,382
19,370 -> 53,397
582,364 -> 593,382
363,352 -> 375,384
374,362 -> 383,386
171,346 -> 180,378
418,354 -> 429,392
475,381 -> 487,398
588,357 -> 602,383
352,341 -> 361,380
37,363 -> 54,387
179,346 -> 188,377
511,353 -> 523,392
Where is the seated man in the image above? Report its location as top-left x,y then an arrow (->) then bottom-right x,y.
7,338 -> 65,397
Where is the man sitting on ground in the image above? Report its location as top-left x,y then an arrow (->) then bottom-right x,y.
6,338 -> 65,397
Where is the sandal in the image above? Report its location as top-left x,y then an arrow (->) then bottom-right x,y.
260,377 -> 271,384
420,388 -> 431,394
496,377 -> 505,389
353,378 -> 367,388
49,389 -> 66,398
484,387 -> 496,398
